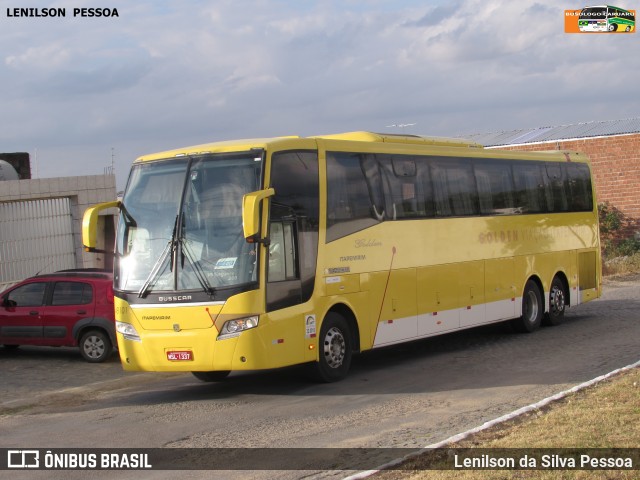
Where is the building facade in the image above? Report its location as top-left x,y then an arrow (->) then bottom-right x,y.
0,174 -> 116,291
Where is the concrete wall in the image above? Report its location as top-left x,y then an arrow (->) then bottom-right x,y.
0,174 -> 117,271
492,133 -> 640,238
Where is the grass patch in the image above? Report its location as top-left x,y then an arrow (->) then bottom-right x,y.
374,367 -> 640,479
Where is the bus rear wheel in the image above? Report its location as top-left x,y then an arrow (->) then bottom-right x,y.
543,276 -> 567,326
512,280 -> 543,333
310,313 -> 352,383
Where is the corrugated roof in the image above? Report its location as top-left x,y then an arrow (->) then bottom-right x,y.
460,117 -> 640,147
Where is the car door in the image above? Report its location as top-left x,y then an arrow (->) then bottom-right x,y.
42,281 -> 95,346
0,281 -> 48,345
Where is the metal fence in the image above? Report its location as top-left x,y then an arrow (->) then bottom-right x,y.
0,198 -> 75,292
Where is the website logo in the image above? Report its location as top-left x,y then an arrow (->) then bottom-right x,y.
7,450 -> 40,469
565,5 -> 636,33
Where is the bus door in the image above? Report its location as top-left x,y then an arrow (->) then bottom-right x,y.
267,204 -> 301,310
266,150 -> 319,313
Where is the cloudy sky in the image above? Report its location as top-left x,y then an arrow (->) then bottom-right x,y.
1,0 -> 639,189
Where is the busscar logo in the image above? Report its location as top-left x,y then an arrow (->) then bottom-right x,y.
565,5 -> 636,33
157,295 -> 192,302
8,450 -> 39,469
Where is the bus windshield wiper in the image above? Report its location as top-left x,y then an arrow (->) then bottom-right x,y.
181,236 -> 215,296
177,212 -> 215,295
137,215 -> 178,298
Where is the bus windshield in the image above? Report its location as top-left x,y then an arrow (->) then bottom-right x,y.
114,153 -> 262,295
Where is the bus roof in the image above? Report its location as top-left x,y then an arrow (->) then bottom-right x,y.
311,131 -> 484,148
133,131 -> 590,165
135,131 -> 485,162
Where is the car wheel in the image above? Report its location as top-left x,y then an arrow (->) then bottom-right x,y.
511,280 -> 543,333
192,371 -> 231,382
79,330 -> 112,363
310,313 -> 352,382
543,276 -> 567,326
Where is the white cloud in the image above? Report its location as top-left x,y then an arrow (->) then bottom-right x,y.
5,44 -> 71,70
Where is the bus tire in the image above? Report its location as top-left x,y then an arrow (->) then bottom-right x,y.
608,23 -> 617,31
311,313 -> 352,383
512,280 -> 543,333
192,371 -> 230,382
543,276 -> 567,326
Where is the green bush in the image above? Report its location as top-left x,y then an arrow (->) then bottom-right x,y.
598,202 -> 622,236
613,238 -> 640,257
598,202 -> 640,263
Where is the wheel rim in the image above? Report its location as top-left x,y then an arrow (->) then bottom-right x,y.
323,327 -> 346,369
550,286 -> 565,315
523,290 -> 539,324
83,335 -> 105,359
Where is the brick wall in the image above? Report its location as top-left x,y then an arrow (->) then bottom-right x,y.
493,133 -> 640,238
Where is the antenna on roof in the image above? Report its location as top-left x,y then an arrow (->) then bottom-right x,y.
386,123 -> 416,128
34,259 -> 56,276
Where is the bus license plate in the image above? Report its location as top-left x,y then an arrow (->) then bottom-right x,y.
167,350 -> 193,361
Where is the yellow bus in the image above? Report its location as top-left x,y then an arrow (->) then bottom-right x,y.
83,132 -> 601,382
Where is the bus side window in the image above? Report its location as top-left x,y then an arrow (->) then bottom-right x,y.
267,220 -> 297,282
432,159 -> 478,217
432,162 -> 452,217
378,155 -> 431,219
359,154 -> 386,220
513,163 -> 546,213
475,161 -> 515,215
565,163 -> 593,211
544,164 -> 569,212
326,152 -> 381,242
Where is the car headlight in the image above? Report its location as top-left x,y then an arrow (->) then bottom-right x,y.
219,316 -> 259,337
116,321 -> 141,342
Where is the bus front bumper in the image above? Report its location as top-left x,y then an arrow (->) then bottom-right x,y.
116,327 -> 270,372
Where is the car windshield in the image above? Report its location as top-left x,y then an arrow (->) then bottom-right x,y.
114,152 -> 262,295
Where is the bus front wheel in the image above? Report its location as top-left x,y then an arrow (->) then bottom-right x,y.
512,280 -> 543,333
310,313 -> 353,383
608,23 -> 618,31
192,371 -> 230,382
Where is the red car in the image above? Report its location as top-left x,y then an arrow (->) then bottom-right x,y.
0,269 -> 116,362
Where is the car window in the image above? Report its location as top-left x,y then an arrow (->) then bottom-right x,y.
5,282 -> 46,307
51,281 -> 93,306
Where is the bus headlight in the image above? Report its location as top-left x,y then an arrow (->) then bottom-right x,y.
116,321 -> 141,342
220,316 -> 259,336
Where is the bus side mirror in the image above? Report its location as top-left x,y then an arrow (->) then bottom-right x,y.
82,201 -> 120,252
242,188 -> 275,243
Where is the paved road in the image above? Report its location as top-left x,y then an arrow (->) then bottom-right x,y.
1,274 -> 639,479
